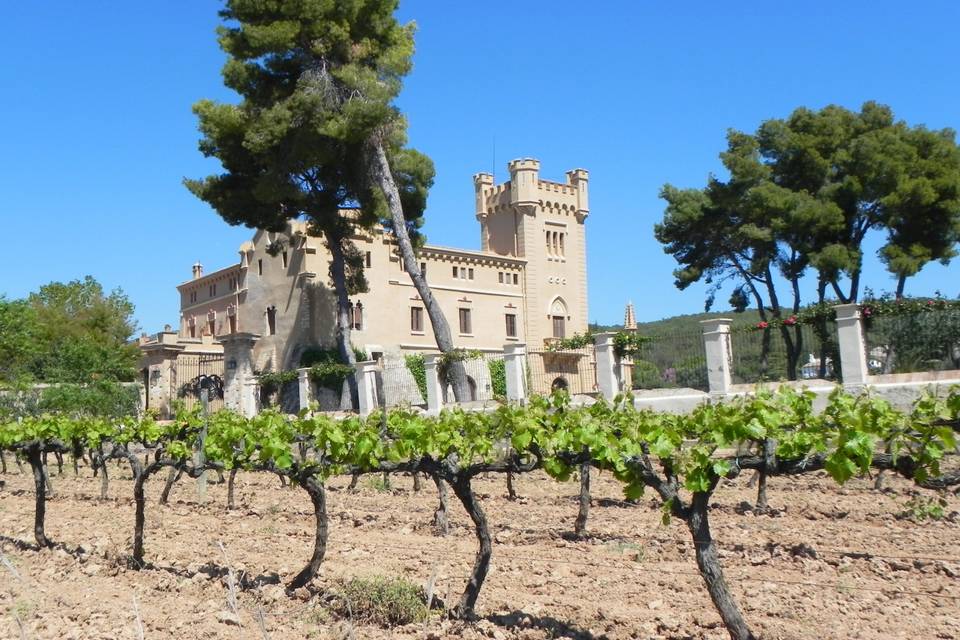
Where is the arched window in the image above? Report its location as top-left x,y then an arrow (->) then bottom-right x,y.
549,297 -> 568,339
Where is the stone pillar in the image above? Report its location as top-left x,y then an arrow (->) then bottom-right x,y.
700,319 -> 732,396
423,354 -> 444,414
297,367 -> 312,412
355,361 -> 381,417
503,343 -> 528,402
594,332 -> 619,400
834,304 -> 870,387
218,333 -> 260,417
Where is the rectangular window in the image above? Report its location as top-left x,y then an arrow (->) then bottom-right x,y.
505,313 -> 517,338
498,272 -> 504,284
459,308 -> 472,334
208,318 -> 216,336
365,251 -> 372,268
410,306 -> 424,332
258,259 -> 263,276
189,291 -> 197,303
420,262 -> 427,278
209,284 -> 216,297
468,268 -> 474,280
452,266 -> 458,278
266,306 -> 277,336
552,315 -> 566,339
351,302 -> 363,330
513,273 -> 519,285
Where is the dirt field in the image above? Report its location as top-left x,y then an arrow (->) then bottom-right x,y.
1,461 -> 958,640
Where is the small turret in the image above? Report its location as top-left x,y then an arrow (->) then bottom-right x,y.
473,172 -> 493,218
192,262 -> 204,280
565,168 -> 589,217
508,158 -> 541,211
624,301 -> 637,331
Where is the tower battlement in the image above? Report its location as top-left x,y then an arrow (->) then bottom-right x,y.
474,158 -> 589,218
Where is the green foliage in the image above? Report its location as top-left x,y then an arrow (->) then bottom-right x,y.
862,295 -> 960,373
257,370 -> 299,391
487,359 -> 506,397
0,277 -> 139,386
38,381 -> 140,418
188,1 -> 433,384
900,494 -> 947,521
0,298 -> 40,383
547,330 -> 652,359
297,346 -> 364,389
656,102 -> 960,377
331,575 -> 429,626
404,354 -> 427,400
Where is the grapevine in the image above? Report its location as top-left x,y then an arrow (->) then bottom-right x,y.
1,385 -> 958,635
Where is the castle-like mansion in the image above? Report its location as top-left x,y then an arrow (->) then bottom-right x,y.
140,159 -> 590,414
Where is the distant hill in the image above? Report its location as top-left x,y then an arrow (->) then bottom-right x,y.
590,309 -> 763,337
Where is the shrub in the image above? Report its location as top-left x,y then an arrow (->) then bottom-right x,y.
487,359 -> 506,397
331,575 -> 429,626
404,354 -> 427,400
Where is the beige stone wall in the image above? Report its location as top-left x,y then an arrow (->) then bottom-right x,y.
474,159 -> 590,349
147,157 -> 591,396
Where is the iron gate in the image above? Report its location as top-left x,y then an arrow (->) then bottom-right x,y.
173,353 -> 225,412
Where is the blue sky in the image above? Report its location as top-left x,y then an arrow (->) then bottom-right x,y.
1,1 -> 958,333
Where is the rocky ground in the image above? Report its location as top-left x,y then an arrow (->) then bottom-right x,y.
0,460 -> 958,639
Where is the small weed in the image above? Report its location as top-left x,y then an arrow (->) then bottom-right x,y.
330,575 -> 429,626
364,476 -> 391,493
605,539 -> 645,561
901,494 -> 946,521
13,599 -> 34,619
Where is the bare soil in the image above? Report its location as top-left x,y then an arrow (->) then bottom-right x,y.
1,461 -> 958,639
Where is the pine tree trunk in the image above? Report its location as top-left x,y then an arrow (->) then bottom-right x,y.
327,236 -> 360,410
365,139 -> 470,402
449,475 -> 492,619
687,491 -> 756,640
288,475 -> 328,590
27,449 -> 51,547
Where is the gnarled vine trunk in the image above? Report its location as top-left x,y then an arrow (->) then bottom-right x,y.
574,454 -> 591,537
227,468 -> 238,510
449,475 -> 492,619
432,475 -> 449,535
26,449 -> 51,548
133,461 -> 165,566
688,491 -> 756,640
288,475 -> 328,590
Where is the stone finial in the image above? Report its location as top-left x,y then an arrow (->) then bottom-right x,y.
624,301 -> 637,331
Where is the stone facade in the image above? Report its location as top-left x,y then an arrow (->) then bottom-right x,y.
140,158 -> 590,415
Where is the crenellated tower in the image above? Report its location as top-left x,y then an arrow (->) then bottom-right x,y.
474,158 -> 589,347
